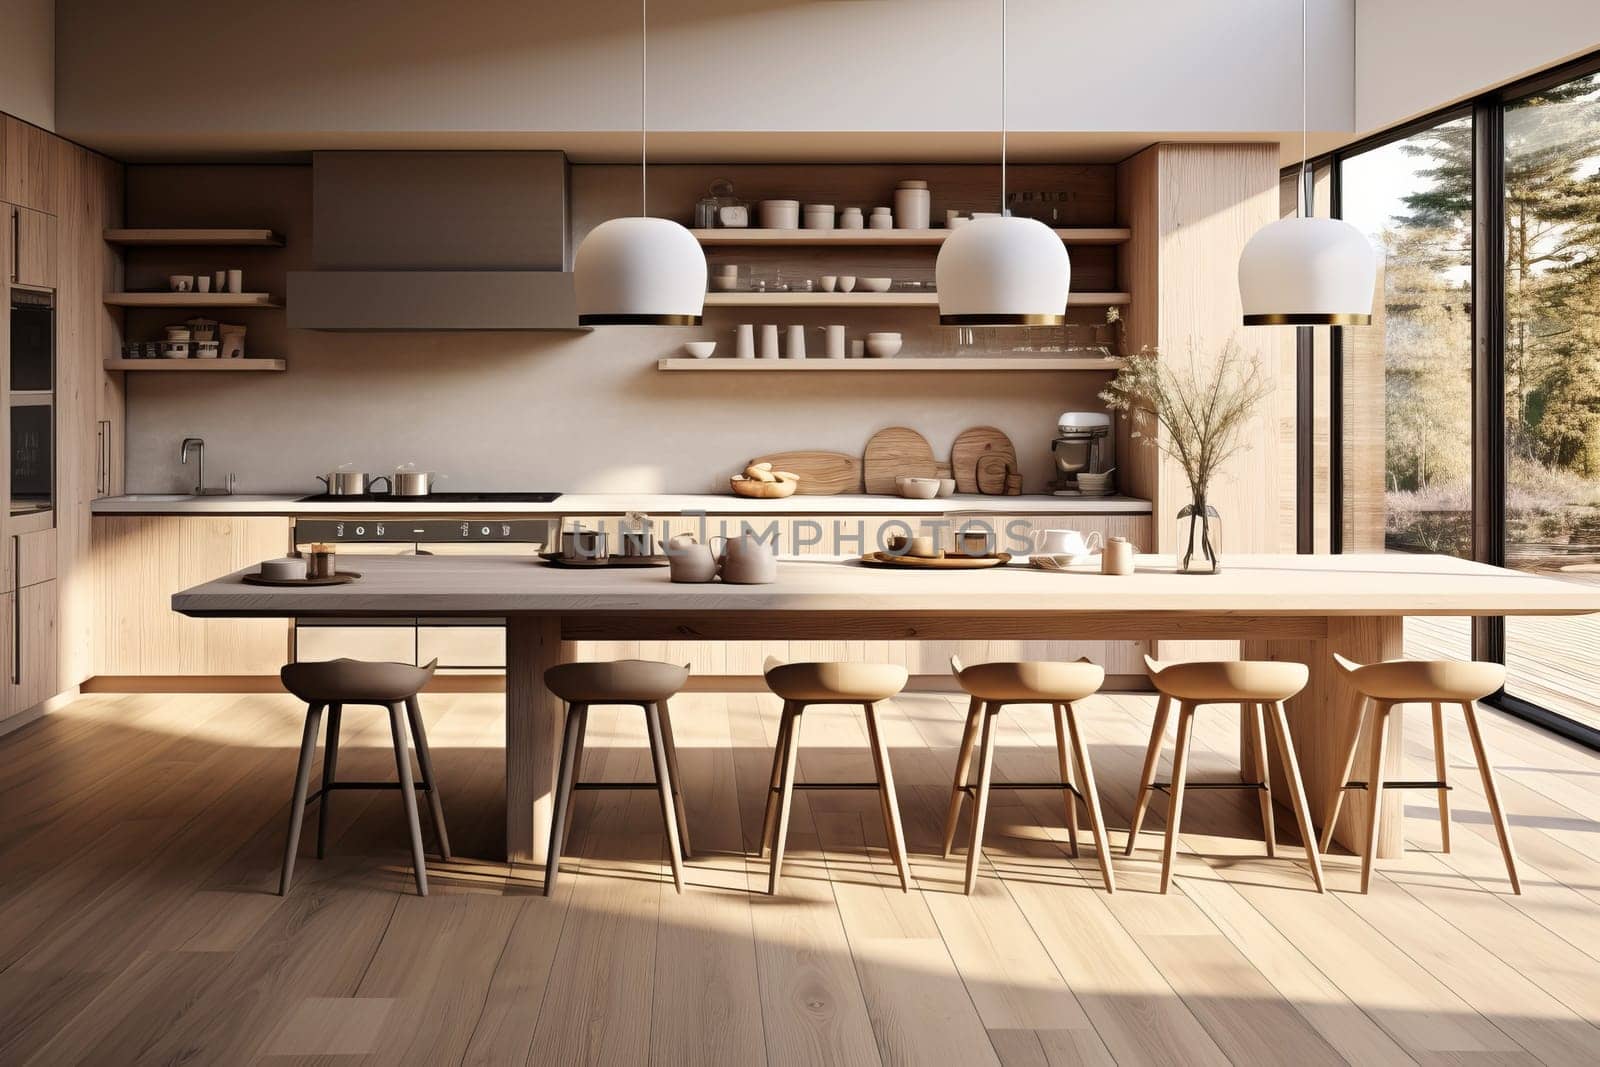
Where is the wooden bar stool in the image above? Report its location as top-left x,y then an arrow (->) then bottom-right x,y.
279,658 -> 450,897
943,655 -> 1116,894
1127,656 -> 1325,894
759,656 -> 910,895
544,660 -> 692,895
1322,655 -> 1520,894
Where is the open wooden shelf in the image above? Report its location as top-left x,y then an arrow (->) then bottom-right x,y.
703,291 -> 1129,309
103,292 -> 280,308
691,227 -> 1130,247
658,356 -> 1123,372
104,358 -> 286,372
104,228 -> 283,246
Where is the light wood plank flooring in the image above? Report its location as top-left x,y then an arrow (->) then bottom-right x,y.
2,686 -> 1599,1065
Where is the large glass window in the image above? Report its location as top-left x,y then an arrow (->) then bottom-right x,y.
1338,115 -> 1475,659
1502,72 -> 1600,731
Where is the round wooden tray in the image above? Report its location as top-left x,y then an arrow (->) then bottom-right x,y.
242,570 -> 362,586
857,552 -> 1011,570
538,552 -> 670,569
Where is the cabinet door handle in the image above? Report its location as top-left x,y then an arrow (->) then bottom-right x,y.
9,208 -> 17,283
12,538 -> 21,686
97,420 -> 112,496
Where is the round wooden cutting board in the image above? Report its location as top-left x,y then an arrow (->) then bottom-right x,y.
746,451 -> 863,495
950,426 -> 1018,494
863,427 -> 941,495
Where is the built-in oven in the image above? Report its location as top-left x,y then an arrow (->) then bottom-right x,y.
290,517 -> 556,671
9,288 -> 54,518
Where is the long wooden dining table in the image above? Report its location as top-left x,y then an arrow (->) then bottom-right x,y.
174,552 -> 1600,867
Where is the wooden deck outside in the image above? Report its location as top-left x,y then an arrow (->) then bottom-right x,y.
2,687 -> 1599,1064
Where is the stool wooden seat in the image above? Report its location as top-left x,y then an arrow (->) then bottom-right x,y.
544,660 -> 692,896
1322,654 -> 1519,894
1127,656 -> 1325,894
760,656 -> 910,895
943,656 -> 1115,894
278,658 -> 449,897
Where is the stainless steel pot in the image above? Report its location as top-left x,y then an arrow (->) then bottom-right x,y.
391,470 -> 434,496
317,471 -> 373,495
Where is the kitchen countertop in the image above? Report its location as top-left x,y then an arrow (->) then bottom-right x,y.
92,492 -> 1154,517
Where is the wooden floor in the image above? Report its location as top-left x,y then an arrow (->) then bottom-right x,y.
3,687 -> 1600,1065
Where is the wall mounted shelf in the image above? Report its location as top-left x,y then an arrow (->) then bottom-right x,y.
702,291 -> 1129,309
104,358 -> 286,372
690,227 -> 1130,247
658,356 -> 1123,372
103,292 -> 280,308
103,228 -> 284,246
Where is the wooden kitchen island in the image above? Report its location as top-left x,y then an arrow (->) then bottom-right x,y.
173,553 -> 1600,866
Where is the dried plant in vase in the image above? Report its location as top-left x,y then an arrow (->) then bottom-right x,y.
1099,337 -> 1270,573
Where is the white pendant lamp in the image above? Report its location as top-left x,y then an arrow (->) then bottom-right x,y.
574,0 -> 706,326
936,0 -> 1070,326
1238,0 -> 1375,325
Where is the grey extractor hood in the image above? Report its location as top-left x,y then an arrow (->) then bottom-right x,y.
287,151 -> 587,331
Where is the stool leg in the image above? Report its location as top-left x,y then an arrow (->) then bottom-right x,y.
562,704 -> 589,856
657,700 -> 692,860
316,703 -> 342,860
1159,703 -> 1196,894
1063,703 -> 1116,894
1266,700 -> 1326,893
280,703 -> 325,896
1460,701 -> 1521,894
405,694 -> 451,862
767,706 -> 804,895
1359,701 -> 1394,894
864,702 -> 911,893
1320,695 -> 1372,854
644,702 -> 686,893
1247,702 -> 1277,858
387,703 -> 429,897
544,702 -> 587,896
964,704 -> 1000,895
942,696 -> 983,859
760,702 -> 796,858
1431,701 -> 1451,854
1125,694 -> 1173,856
1052,703 -> 1080,858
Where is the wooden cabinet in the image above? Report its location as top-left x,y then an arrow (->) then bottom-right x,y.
3,581 -> 57,722
2,116 -> 60,214
93,516 -> 292,677
8,203 -> 57,288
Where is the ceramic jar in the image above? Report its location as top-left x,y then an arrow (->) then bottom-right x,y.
894,180 -> 930,229
713,531 -> 778,584
839,207 -> 864,229
1101,535 -> 1136,575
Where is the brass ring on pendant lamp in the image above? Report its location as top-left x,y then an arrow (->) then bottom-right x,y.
938,314 -> 1067,327
1242,313 -> 1372,326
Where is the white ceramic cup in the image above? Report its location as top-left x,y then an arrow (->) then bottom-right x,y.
850,339 -> 866,357
785,324 -> 806,359
196,276 -> 212,293
759,323 -> 780,359
735,323 -> 755,359
823,324 -> 846,358
819,275 -> 837,292
838,275 -> 856,293
1032,529 -> 1104,557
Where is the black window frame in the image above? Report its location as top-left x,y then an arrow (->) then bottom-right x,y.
1296,46 -> 1600,751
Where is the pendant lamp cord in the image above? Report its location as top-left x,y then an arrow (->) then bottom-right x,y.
1299,0 -> 1307,218
1000,0 -> 1008,214
633,0 -> 640,217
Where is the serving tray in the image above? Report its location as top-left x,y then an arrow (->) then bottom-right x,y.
538,552 -> 670,569
242,570 -> 362,586
857,552 -> 1012,570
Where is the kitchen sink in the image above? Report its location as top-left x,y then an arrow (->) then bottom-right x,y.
110,493 -> 288,502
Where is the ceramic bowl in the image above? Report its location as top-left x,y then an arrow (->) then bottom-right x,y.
858,277 -> 892,292
937,477 -> 956,497
895,476 -> 941,499
865,332 -> 903,358
837,275 -> 857,293
819,275 -> 838,292
683,341 -> 717,358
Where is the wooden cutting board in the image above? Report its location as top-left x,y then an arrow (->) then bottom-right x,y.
976,453 -> 1014,495
950,426 -> 1018,494
863,427 -> 940,495
746,450 -> 863,495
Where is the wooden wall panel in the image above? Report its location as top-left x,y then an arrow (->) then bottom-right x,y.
2,115 -> 60,214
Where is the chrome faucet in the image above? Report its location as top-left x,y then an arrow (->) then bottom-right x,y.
180,437 -> 236,496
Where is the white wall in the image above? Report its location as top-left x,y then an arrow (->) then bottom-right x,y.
0,0 -> 54,130
55,0 -> 1353,157
1356,0 -> 1600,132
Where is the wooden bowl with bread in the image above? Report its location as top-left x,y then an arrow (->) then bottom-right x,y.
731,462 -> 800,498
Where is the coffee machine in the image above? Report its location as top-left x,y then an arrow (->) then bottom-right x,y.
1050,411 -> 1112,495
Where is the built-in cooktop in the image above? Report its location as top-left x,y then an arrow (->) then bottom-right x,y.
294,491 -> 562,503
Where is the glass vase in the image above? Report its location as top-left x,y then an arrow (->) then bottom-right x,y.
1174,501 -> 1222,574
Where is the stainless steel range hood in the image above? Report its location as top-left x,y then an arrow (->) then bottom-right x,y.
287,151 -> 586,331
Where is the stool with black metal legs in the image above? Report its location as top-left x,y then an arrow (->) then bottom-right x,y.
759,656 -> 910,895
1126,655 -> 1325,894
942,655 -> 1116,894
1321,654 -> 1520,894
543,660 -> 692,896
278,658 -> 450,897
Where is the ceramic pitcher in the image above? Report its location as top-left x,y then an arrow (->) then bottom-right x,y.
712,530 -> 778,584
665,533 -> 718,583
